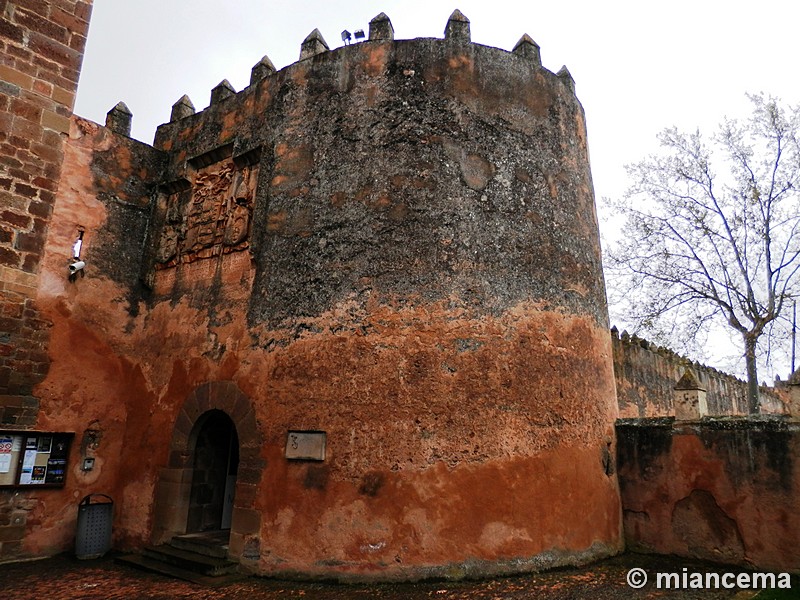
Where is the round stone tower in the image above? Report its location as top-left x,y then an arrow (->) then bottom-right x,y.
146,9 -> 621,580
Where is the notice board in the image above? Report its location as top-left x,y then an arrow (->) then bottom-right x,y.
0,431 -> 73,488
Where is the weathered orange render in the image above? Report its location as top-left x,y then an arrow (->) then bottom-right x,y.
5,3 -> 800,580
2,8 -> 623,579
617,419 -> 800,574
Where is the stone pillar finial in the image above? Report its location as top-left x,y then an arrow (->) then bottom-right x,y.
674,369 -> 708,420
251,55 -> 276,85
105,101 -> 132,136
170,95 -> 195,122
300,28 -> 329,60
444,9 -> 470,42
211,80 -> 236,105
369,12 -> 394,41
513,34 -> 541,66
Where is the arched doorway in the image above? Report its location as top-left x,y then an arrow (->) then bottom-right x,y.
152,381 -> 263,564
187,410 -> 239,533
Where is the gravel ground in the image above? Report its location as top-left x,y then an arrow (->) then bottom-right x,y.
0,551 -> 795,600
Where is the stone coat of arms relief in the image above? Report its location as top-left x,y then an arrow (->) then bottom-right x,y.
155,159 -> 258,269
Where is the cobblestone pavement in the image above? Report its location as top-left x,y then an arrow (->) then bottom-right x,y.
0,552 -> 795,600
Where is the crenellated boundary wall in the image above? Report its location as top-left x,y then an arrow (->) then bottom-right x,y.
611,327 -> 787,418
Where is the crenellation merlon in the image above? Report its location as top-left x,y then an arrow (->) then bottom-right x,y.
369,12 -> 394,41
444,9 -> 470,42
211,80 -> 236,104
251,55 -> 276,85
300,28 -> 329,60
557,65 -> 575,94
106,101 -> 132,136
513,34 -> 541,66
170,95 -> 195,122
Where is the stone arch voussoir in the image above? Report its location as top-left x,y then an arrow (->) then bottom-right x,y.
152,381 -> 263,555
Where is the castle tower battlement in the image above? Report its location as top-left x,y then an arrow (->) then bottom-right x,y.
6,7 -> 799,579
152,11 -> 576,159
29,9 -> 621,581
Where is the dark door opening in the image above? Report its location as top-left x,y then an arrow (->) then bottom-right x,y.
187,410 -> 240,533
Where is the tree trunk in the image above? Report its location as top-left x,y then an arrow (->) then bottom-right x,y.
743,334 -> 760,414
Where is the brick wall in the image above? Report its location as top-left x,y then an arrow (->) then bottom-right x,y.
0,0 -> 93,426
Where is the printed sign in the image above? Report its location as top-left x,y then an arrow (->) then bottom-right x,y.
0,437 -> 10,475
31,465 -> 46,483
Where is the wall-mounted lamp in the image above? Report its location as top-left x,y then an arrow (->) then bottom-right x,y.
342,28 -> 365,45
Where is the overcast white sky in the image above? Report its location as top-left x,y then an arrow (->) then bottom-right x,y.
73,1 -> 800,376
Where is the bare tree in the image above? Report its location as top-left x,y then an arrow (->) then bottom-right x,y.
607,94 -> 800,413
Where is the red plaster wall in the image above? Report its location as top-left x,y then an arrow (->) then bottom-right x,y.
617,420 -> 800,573
8,115 -> 159,559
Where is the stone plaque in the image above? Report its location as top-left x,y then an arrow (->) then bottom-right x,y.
285,431 -> 326,461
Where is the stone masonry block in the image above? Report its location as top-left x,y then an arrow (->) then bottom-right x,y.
74,2 -> 93,22
231,507 -> 261,535
0,18 -> 24,44
0,65 -> 33,91
157,467 -> 192,485
173,409 -> 193,440
0,247 -> 22,269
1,210 -> 32,229
236,466 -> 262,486
27,31 -> 81,71
227,531 -> 245,558
0,525 -> 25,543
230,393 -> 252,420
168,449 -> 190,469
51,85 -> 74,107
233,482 -> 257,505
13,8 -> 69,45
41,109 -> 70,134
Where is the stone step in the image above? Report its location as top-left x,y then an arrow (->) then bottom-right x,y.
142,544 -> 239,576
169,532 -> 230,559
116,553 -> 245,586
